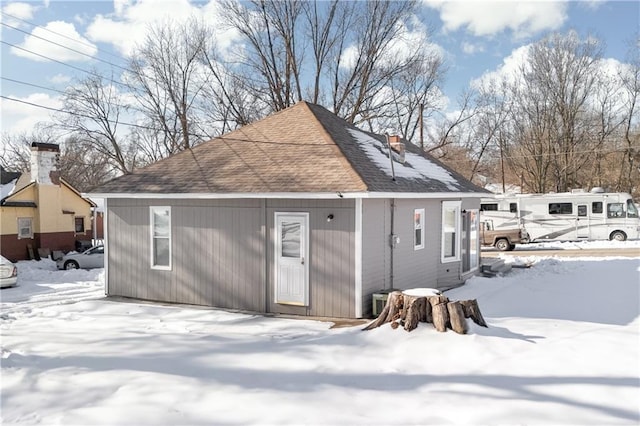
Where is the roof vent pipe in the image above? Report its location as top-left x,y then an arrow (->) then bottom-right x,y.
385,133 -> 396,182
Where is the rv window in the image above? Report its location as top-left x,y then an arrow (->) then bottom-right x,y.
592,202 -> 603,214
607,203 -> 624,218
627,200 -> 638,218
577,205 -> 587,217
480,203 -> 498,211
509,203 -> 517,213
549,203 -> 572,215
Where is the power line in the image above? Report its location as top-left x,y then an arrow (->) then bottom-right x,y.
0,10 -> 128,65
0,21 -> 131,73
0,40 -> 132,91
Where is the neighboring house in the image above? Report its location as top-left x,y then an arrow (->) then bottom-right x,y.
91,102 -> 490,318
0,143 -> 96,261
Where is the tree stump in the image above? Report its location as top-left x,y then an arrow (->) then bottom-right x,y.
403,295 -> 427,332
460,299 -> 488,327
447,301 -> 468,334
431,302 -> 449,332
363,290 -> 488,333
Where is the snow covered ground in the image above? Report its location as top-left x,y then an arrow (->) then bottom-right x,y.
1,242 -> 639,425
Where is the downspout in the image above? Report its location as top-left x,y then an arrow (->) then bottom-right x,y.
389,198 -> 395,290
385,134 -> 396,290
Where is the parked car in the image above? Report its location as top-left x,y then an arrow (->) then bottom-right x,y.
0,255 -> 18,288
56,245 -> 104,270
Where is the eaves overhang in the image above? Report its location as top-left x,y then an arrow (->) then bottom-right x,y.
89,191 -> 488,200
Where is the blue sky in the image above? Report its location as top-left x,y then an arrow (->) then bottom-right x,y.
1,0 -> 638,135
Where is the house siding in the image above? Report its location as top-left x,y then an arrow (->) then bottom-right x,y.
107,198 -> 265,312
266,199 -> 355,318
107,198 -> 356,318
361,199 -> 390,318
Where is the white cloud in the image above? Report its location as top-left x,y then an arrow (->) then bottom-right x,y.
424,0 -> 568,38
340,15 -> 444,69
12,21 -> 98,62
0,92 -> 63,134
471,44 -> 531,89
2,2 -> 36,21
461,41 -> 484,55
86,0 -> 241,58
49,73 -> 72,84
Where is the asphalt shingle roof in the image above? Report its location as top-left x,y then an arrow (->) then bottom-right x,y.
92,102 -> 488,196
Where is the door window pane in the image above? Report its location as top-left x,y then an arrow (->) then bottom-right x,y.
577,205 -> 587,217
281,222 -> 301,258
607,203 -> 624,218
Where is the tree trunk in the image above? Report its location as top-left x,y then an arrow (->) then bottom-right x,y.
403,295 -> 427,332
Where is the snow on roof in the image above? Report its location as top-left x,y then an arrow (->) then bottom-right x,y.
347,128 -> 460,190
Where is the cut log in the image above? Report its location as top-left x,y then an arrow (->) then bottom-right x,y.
460,299 -> 488,327
447,301 -> 468,334
431,303 -> 449,332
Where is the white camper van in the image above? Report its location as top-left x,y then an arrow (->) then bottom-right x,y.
480,188 -> 640,242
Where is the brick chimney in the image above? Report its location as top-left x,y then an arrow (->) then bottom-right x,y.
388,135 -> 405,163
30,142 -> 60,185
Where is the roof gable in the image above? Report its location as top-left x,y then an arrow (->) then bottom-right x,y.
92,102 -> 487,196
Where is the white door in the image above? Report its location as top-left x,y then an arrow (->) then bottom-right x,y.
275,213 -> 309,306
576,204 -> 589,238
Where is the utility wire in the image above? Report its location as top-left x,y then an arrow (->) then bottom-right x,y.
0,10 -> 128,64
0,21 -> 130,73
1,40 -> 132,91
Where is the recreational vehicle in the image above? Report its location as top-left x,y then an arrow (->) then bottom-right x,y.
480,188 -> 640,242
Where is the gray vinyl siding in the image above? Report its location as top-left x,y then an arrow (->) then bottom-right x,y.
360,198 -> 442,318
107,198 -> 265,312
107,198 -> 356,318
266,199 -> 356,318
361,199 -> 390,318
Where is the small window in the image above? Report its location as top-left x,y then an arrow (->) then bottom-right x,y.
150,206 -> 171,269
441,201 -> 460,262
17,217 -> 33,239
577,205 -> 587,217
509,203 -> 518,213
414,209 -> 425,250
549,203 -> 572,214
480,203 -> 498,211
592,202 -> 603,214
75,217 -> 85,233
607,203 -> 624,218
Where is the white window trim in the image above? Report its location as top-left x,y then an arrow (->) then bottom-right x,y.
441,201 -> 461,263
17,217 -> 33,239
150,206 -> 172,271
414,208 -> 425,250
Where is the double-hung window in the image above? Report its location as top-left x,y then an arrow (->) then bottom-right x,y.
414,209 -> 425,250
150,206 -> 171,270
441,201 -> 461,262
17,217 -> 33,239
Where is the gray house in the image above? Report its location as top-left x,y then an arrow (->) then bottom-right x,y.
91,102 -> 489,318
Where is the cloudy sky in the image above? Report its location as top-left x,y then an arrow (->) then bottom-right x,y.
0,0 -> 638,135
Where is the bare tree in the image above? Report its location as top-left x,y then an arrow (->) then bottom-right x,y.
56,72 -> 135,174
126,18 -> 210,154
617,36 -> 640,197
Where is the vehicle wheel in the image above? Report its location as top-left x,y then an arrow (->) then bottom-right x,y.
494,238 -> 510,251
609,231 -> 627,242
64,260 -> 79,270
